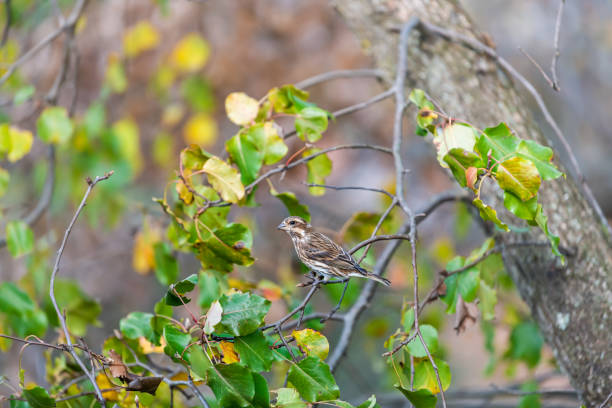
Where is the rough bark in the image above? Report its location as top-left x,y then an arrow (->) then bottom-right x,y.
331,1 -> 612,406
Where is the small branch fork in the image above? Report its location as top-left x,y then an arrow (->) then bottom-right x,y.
519,0 -> 565,91
48,171 -> 113,407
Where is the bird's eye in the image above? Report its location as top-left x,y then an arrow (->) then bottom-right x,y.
288,220 -> 296,225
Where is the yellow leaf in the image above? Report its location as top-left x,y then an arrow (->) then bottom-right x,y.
152,132 -> 175,167
170,33 -> 210,73
112,118 -> 143,175
0,39 -> 19,77
139,336 -> 166,354
292,328 -> 329,360
96,373 -> 119,401
0,124 -> 33,162
151,64 -> 176,94
123,21 -> 159,57
202,156 -> 245,203
162,103 -> 184,127
183,113 -> 217,146
220,341 -> 240,364
228,278 -> 256,292
175,178 -> 194,205
75,16 -> 87,34
132,218 -> 161,274
105,53 -> 127,93
225,92 -> 259,126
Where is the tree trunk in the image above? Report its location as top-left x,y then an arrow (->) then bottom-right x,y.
331,1 -> 612,406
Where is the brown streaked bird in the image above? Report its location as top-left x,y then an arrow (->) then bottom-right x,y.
277,216 -> 391,286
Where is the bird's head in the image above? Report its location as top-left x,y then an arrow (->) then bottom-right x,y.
277,216 -> 311,236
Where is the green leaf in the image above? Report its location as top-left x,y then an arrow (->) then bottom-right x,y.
153,242 -> 179,286
198,270 -> 223,308
516,140 -> 563,181
412,358 -> 451,394
6,221 -> 34,258
13,85 -> 35,105
252,372 -> 271,408
163,325 -> 191,357
36,107 -> 74,144
440,256 -> 480,312
268,85 -> 310,114
287,356 -> 339,402
165,273 -> 198,306
304,148 -> 332,196
274,388 -> 306,408
227,123 -> 287,184
270,187 -> 310,222
0,282 -> 34,315
503,191 -> 538,221
216,292 -> 271,336
0,167 -> 9,197
478,281 -> 497,320
356,395 -> 381,408
23,386 -> 56,408
472,198 -> 509,231
9,308 -> 48,338
180,144 -> 212,172
395,387 -> 436,408
534,205 -> 563,259
295,107 -> 328,142
120,312 -> 154,341
434,123 -> 477,167
83,101 -> 106,138
44,279 -> 101,336
187,346 -> 213,381
181,76 -> 214,112
402,307 -> 415,332
202,156 -> 245,203
443,148 -> 484,187
195,223 -> 254,272
495,157 -> 541,201
207,363 -> 254,408
261,122 -> 288,165
518,381 -> 541,408
406,325 -> 438,358
506,321 -> 543,368
409,89 -> 435,111
475,122 -> 519,162
226,130 -> 263,185
234,330 -> 275,372
292,329 -> 329,360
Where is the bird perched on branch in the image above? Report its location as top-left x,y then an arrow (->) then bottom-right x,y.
277,216 -> 391,286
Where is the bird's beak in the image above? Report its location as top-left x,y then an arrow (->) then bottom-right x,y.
277,223 -> 286,231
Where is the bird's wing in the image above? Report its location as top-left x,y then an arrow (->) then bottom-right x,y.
307,232 -> 367,276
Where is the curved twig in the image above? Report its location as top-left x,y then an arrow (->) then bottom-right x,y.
0,146 -> 56,248
49,171 -> 113,407
295,68 -> 385,89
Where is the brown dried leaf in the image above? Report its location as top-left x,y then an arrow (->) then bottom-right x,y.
466,166 -> 478,190
453,296 -> 479,334
107,349 -> 129,382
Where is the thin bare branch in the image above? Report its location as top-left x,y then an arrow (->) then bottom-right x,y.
1,0 -> 11,47
49,171 -> 113,407
283,88 -> 395,140
551,0 -> 565,91
295,68 -> 385,89
303,182 -> 395,199
0,0 -> 87,86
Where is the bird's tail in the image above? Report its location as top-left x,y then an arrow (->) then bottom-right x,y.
364,272 -> 391,286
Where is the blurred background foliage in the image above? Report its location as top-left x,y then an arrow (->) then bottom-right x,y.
0,0 -> 609,407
